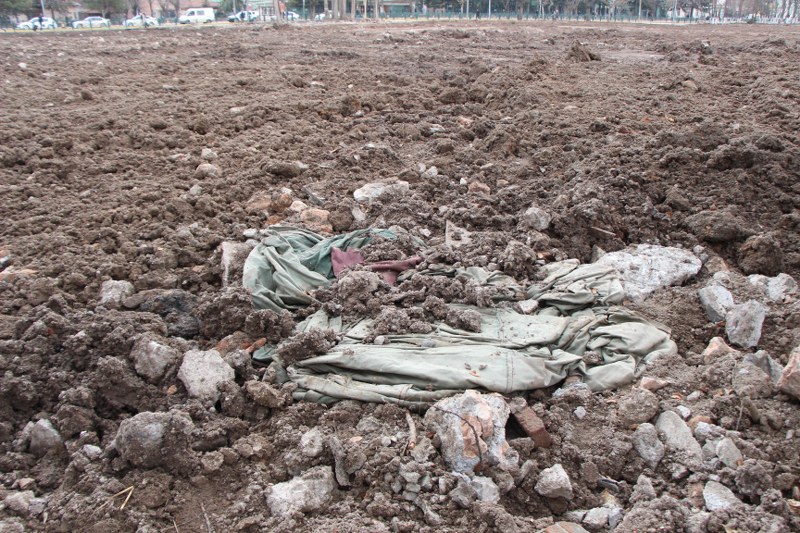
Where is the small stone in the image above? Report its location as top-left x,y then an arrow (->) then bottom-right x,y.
471,476 -> 500,503
777,346 -> 800,399
725,300 -> 767,349
189,184 -> 203,196
177,349 -> 235,403
617,388 -> 660,425
266,466 -> 336,516
82,444 -> 103,461
703,480 -> 741,511
535,464 -> 573,500
373,336 -> 386,345
29,419 -> 63,458
744,351 -> 783,384
574,406 -> 587,420
639,377 -> 670,391
300,208 -> 332,233
201,148 -> 218,161
686,391 -> 704,402
468,180 -> 490,194
732,360 -> 774,398
300,427 -> 324,458
702,336 -> 739,364
697,285 -> 734,322
582,507 -> 609,529
676,405 -> 692,420
693,422 -> 725,444
202,451 -> 225,473
521,205 -> 552,231
99,280 -> 134,309
129,335 -> 180,384
765,273 -> 797,301
195,163 -> 221,178
516,299 -> 539,314
114,411 -> 194,469
631,423 -> 665,470
655,411 -> 703,470
630,474 -> 656,503
421,166 -> 438,179
607,507 -> 624,529
715,437 -> 743,469
3,491 -> 34,516
263,160 -> 309,178
448,476 -> 477,508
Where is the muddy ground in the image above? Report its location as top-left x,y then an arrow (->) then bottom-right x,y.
0,19 -> 799,533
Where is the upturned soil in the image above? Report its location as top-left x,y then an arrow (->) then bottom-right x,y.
0,20 -> 798,533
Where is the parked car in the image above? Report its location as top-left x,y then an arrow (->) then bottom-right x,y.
313,12 -> 327,21
124,14 -> 159,27
270,10 -> 299,21
16,17 -> 57,29
72,16 -> 110,28
178,8 -> 215,23
228,10 -> 258,22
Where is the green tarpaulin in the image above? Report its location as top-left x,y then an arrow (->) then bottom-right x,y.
246,227 -> 677,406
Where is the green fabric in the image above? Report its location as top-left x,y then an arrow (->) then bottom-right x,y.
247,240 -> 678,405
242,226 -> 396,312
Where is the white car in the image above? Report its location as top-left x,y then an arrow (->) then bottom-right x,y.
16,17 -> 57,29
228,10 -> 258,22
124,15 -> 159,27
313,12 -> 327,21
178,8 -> 215,23
72,16 -> 111,28
271,10 -> 299,21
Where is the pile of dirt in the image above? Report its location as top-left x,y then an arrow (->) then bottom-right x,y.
0,21 -> 799,533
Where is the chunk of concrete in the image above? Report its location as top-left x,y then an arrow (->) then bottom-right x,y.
129,335 -> 180,384
594,244 -> 701,301
725,300 -> 767,349
424,390 -> 516,474
703,480 -> 741,511
177,349 -> 235,403
99,280 -> 135,309
29,419 -> 63,458
266,466 -> 336,516
352,180 -> 409,204
777,346 -> 800,399
114,411 -> 194,469
535,463 -> 573,500
631,423 -> 665,470
655,411 -> 702,470
697,285 -> 734,323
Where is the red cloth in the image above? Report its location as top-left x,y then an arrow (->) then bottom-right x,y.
331,248 -> 422,286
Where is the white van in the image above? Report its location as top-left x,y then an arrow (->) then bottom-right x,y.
178,7 -> 215,23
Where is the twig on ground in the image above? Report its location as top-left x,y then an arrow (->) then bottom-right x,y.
172,518 -> 180,533
96,485 -> 135,513
405,411 -> 417,453
201,502 -> 214,533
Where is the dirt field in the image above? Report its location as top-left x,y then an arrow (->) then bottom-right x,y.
0,20 -> 799,532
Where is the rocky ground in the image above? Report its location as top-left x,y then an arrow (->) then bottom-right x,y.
0,19 -> 799,533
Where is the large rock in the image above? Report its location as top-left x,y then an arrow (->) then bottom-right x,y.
732,360 -> 774,398
743,351 -> 783,384
114,411 -> 194,468
423,390 -> 516,474
594,244 -> 701,301
725,300 -> 767,349
3,491 -> 34,516
631,423 -> 665,469
777,346 -> 800,399
738,233 -> 784,275
177,349 -> 235,403
655,411 -> 702,470
697,285 -> 734,323
266,466 -> 336,516
29,419 -> 63,458
129,335 -> 180,384
99,280 -> 135,309
352,180 -> 409,204
703,480 -> 741,511
535,463 -> 573,500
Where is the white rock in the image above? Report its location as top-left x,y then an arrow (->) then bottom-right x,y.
195,163 -> 221,178
594,244 -> 701,301
471,476 -> 500,503
130,336 -> 180,384
583,507 -> 610,529
352,181 -> 409,204
535,463 -> 573,500
715,437 -> 743,469
520,205 -> 552,231
266,466 -> 336,516
177,349 -> 235,403
99,280 -> 134,309
300,427 -> 325,458
201,148 -> 218,161
421,166 -> 438,179
631,423 -> 665,469
725,300 -> 767,349
655,411 -> 702,470
574,406 -> 587,420
703,480 -> 741,511
82,444 -> 103,461
3,491 -> 34,516
697,285 -> 734,323
29,420 -> 63,458
423,390 -> 516,474
766,273 -> 797,301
